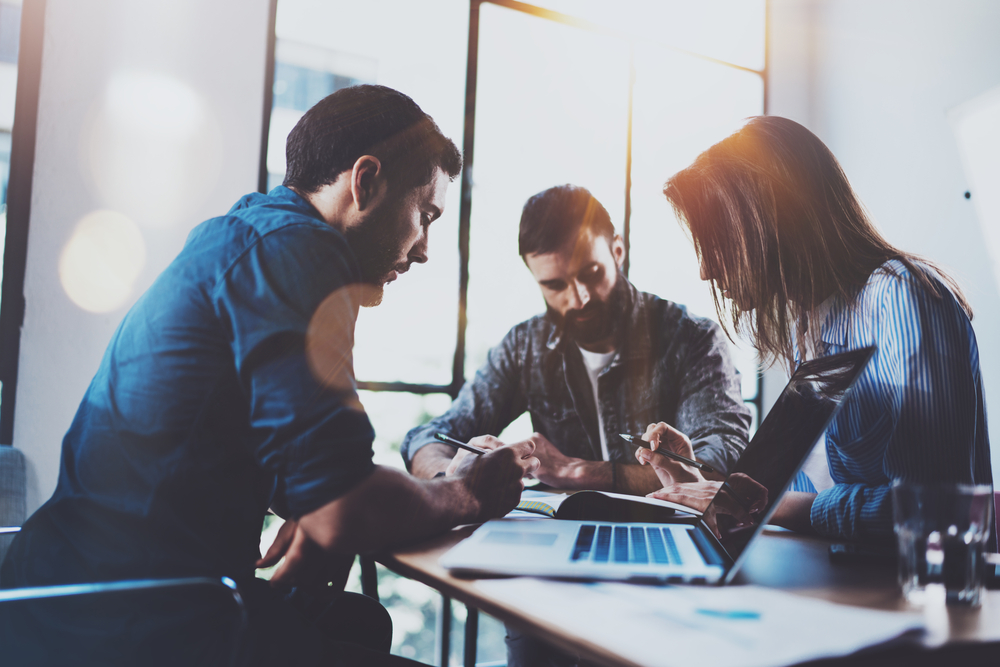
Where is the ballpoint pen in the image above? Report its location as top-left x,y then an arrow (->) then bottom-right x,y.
434,432 -> 489,456
618,433 -> 716,473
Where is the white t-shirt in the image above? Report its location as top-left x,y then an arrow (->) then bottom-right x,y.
577,345 -> 617,460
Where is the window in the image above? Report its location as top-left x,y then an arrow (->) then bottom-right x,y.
0,0 -> 20,284
264,1 -> 766,662
266,40 -> 376,192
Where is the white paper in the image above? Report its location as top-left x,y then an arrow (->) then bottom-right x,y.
477,578 -> 922,667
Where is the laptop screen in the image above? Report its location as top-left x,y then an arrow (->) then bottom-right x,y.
710,346 -> 876,569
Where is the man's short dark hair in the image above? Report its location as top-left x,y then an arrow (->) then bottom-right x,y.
518,185 -> 615,257
283,84 -> 462,194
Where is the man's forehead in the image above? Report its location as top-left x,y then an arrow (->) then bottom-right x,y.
418,167 -> 449,209
526,229 -> 611,278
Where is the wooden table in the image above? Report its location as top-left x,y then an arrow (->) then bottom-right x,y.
376,525 -> 1000,667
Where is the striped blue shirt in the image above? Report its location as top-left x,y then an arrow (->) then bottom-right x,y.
803,260 -> 993,540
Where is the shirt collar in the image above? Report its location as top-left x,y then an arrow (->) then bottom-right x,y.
817,293 -> 849,347
267,185 -> 324,218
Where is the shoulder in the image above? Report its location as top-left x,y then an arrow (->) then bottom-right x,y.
858,260 -> 962,319
500,313 -> 556,353
188,190 -> 353,266
194,196 -> 361,311
848,260 -> 972,353
230,197 -> 358,282
639,291 -> 725,342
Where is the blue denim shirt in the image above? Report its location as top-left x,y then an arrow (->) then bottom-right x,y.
402,281 -> 751,474
2,186 -> 375,587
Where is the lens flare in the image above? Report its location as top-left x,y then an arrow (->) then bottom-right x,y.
59,210 -> 146,313
305,284 -> 374,413
85,70 -> 222,228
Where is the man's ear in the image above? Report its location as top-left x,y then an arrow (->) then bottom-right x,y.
350,155 -> 383,212
610,234 -> 626,269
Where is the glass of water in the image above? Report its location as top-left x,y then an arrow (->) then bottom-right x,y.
892,482 -> 994,606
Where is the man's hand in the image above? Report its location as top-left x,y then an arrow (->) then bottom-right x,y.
515,432 -> 586,488
450,437 -> 540,521
633,422 -> 703,485
444,435 -> 502,476
257,519 -> 354,588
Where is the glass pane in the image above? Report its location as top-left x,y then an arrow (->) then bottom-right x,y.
627,44 -> 764,400
521,0 -> 766,71
0,0 -> 19,413
466,2 -> 630,377
357,389 -> 452,469
273,0 -> 468,385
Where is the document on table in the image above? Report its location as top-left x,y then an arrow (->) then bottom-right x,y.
506,489 -> 570,518
476,578 -> 923,667
506,488 -> 701,520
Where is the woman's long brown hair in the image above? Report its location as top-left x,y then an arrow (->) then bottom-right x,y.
663,116 -> 971,370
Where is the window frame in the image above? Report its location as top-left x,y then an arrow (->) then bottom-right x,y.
257,0 -> 770,416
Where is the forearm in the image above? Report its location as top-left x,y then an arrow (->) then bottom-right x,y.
410,443 -> 457,479
547,460 -> 679,496
299,466 -> 479,555
809,483 -> 895,541
770,491 -> 818,535
616,462 -> 675,496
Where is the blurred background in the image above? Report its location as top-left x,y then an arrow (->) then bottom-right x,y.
0,0 -> 998,663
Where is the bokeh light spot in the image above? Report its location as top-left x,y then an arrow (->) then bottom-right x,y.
59,210 -> 146,313
85,70 -> 223,228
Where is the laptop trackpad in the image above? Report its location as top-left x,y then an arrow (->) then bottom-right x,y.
483,529 -> 559,546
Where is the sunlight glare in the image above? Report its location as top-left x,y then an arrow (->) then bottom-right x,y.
86,70 -> 222,228
59,210 -> 146,313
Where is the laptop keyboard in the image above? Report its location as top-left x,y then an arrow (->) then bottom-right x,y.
571,524 -> 684,565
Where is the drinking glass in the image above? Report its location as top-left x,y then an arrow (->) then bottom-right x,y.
892,482 -> 994,606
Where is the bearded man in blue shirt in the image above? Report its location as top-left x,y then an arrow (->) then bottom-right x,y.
1,84 -> 538,667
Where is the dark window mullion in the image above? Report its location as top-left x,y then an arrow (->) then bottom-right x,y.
449,0 -> 481,401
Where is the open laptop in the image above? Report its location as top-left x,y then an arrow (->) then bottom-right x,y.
440,346 -> 876,585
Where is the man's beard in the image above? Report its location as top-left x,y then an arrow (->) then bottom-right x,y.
343,211 -> 409,308
550,272 -> 630,345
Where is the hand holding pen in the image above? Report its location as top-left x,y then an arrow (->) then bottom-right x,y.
619,433 -> 715,473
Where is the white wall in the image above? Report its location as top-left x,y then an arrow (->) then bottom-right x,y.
766,0 -> 1000,480
14,0 -> 271,512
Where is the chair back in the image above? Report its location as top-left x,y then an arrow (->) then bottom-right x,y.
0,446 -> 26,563
0,576 -> 247,666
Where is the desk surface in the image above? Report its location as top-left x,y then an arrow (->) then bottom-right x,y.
377,524 -> 1000,667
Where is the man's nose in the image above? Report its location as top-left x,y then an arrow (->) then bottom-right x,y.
409,230 -> 429,265
570,280 -> 590,309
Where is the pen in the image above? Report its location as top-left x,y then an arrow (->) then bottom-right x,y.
618,433 -> 716,473
434,432 -> 489,456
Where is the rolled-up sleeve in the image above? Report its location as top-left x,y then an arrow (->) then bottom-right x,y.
215,224 -> 375,518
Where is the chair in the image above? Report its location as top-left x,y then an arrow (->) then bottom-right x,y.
0,447 -> 247,665
0,576 -> 248,666
0,446 -> 26,564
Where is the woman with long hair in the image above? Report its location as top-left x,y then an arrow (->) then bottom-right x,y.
637,116 -> 992,540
